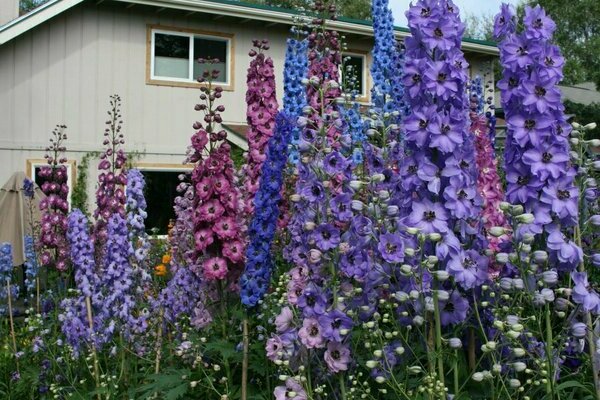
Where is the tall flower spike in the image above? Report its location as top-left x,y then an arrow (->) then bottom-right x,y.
38,125 -> 70,271
24,236 -> 39,298
370,0 -> 408,117
126,169 -> 150,263
243,40 -> 279,216
469,76 -> 510,275
0,243 -> 15,314
189,61 -> 244,282
496,5 -> 579,244
283,36 -> 308,165
241,112 -> 294,307
60,210 -> 105,353
401,0 -> 485,282
94,95 -> 127,251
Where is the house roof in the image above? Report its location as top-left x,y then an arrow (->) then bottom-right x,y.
0,0 -> 499,54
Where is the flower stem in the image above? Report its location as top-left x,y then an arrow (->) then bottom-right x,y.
544,304 -> 554,398
432,290 -> 445,391
242,316 -> 249,400
6,279 -> 19,374
453,350 -> 459,397
84,296 -> 101,400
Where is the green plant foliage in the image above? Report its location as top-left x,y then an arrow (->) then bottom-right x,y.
565,100 -> 600,139
71,152 -> 99,215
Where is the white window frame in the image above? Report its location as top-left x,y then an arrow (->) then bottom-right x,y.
341,52 -> 368,100
150,27 -> 232,86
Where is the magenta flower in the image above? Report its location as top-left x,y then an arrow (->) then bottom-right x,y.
198,199 -> 225,222
298,317 -> 325,349
202,257 -> 228,281
274,378 -> 307,400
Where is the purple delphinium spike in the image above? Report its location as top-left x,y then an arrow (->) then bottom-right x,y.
38,125 -> 70,272
93,95 -> 128,252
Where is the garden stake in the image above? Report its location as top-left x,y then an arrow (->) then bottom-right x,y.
85,296 -> 101,400
242,317 -> 249,400
6,279 -> 19,373
154,307 -> 164,375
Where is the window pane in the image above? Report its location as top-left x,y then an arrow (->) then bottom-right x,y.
343,55 -> 365,96
141,171 -> 181,235
193,37 -> 228,83
154,33 -> 190,79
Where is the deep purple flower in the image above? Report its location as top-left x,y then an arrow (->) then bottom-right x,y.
318,310 -> 353,342
314,224 -> 341,251
522,143 -> 570,181
493,3 -> 516,39
571,272 -> 600,313
377,233 -> 405,263
447,249 -> 489,290
330,193 -> 353,222
523,5 -> 556,40
439,291 -> 469,326
406,199 -> 449,233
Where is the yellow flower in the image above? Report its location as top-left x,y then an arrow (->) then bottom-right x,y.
162,254 -> 172,264
154,264 -> 167,276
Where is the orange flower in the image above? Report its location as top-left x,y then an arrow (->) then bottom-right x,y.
154,264 -> 167,276
162,254 -> 172,264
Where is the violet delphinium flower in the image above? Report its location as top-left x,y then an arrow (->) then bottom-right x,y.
60,210 -> 105,354
324,341 -> 351,373
0,243 -> 15,312
23,236 -> 39,298
243,40 -> 279,216
93,95 -> 128,252
126,169 -> 150,264
571,272 -> 600,313
496,5 -> 578,235
38,125 -> 70,271
274,378 -> 307,400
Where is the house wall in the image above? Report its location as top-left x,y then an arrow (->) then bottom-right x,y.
0,2 -> 496,212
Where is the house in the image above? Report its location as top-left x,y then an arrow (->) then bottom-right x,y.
0,0 -> 499,233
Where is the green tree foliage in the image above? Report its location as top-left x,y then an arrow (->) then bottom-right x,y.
524,0 -> 600,90
19,0 -> 49,14
565,100 -> 600,139
247,0 -> 371,20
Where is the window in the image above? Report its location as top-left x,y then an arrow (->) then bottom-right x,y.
341,53 -> 368,99
149,26 -> 233,87
26,159 -> 76,208
135,164 -> 193,235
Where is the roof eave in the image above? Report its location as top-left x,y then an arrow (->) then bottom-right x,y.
0,0 -> 499,55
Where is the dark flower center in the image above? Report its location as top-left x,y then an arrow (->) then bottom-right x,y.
542,152 -> 553,163
331,350 -> 341,360
533,18 -> 543,29
419,119 -> 429,129
312,186 -> 321,197
310,326 -> 319,336
412,74 -> 422,84
333,319 -> 342,329
408,165 -> 418,174
458,190 -> 467,199
518,46 -> 528,56
464,257 -> 475,267
420,7 -> 431,17
444,302 -> 455,312
545,56 -> 554,66
386,242 -> 397,254
437,73 -> 447,82
460,160 -> 469,169
434,28 -> 443,38
517,176 -> 529,186
442,124 -> 451,134
535,86 -> 547,97
306,296 -> 316,306
525,119 -> 536,129
424,211 -> 436,222
557,189 -> 570,199
509,77 -> 519,88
